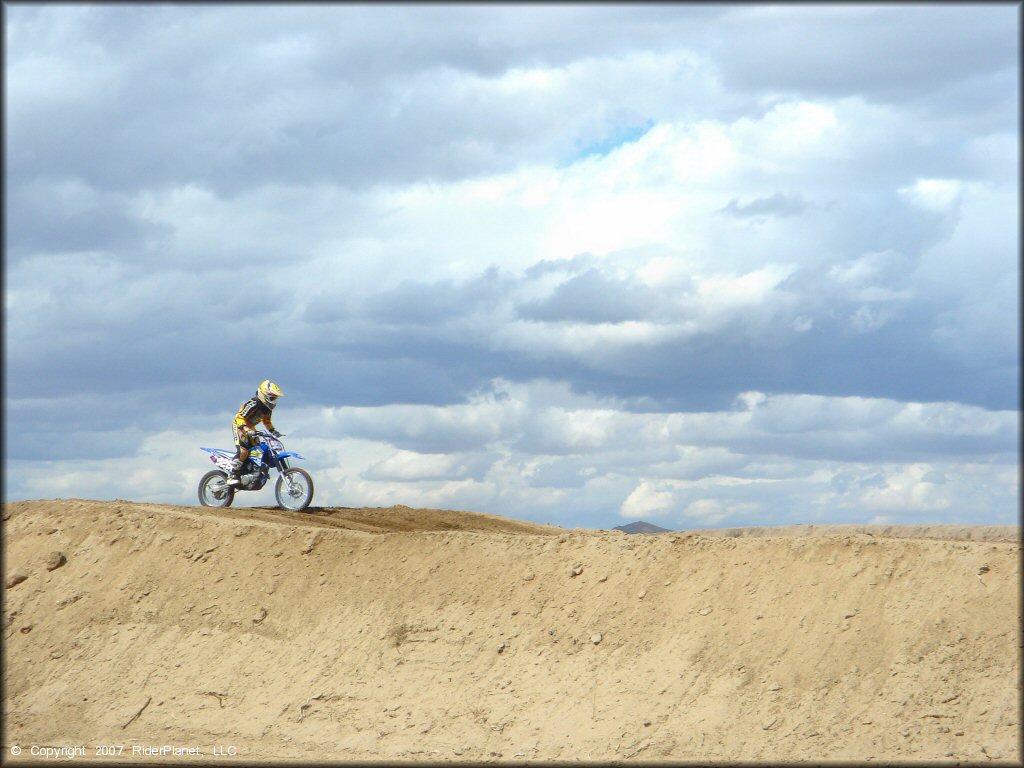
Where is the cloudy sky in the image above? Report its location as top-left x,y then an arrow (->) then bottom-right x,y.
4,3 -> 1019,529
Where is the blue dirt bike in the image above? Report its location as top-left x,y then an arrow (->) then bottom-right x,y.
197,430 -> 314,512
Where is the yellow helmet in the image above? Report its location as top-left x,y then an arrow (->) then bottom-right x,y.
257,379 -> 283,409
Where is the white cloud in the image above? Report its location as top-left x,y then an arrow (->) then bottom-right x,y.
691,264 -> 797,325
857,463 -> 952,512
682,498 -> 730,526
621,481 -> 677,519
733,101 -> 840,170
320,399 -> 515,453
899,178 -> 963,211
493,319 -> 691,365
363,450 -> 486,482
828,250 -> 914,299
330,95 -> 849,283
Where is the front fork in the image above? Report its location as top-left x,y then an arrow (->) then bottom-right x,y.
277,459 -> 304,494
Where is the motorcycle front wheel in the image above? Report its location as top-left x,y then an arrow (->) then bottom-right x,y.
198,470 -> 235,508
275,468 -> 314,512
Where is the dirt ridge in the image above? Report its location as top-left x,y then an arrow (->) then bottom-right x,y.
4,499 -> 1020,762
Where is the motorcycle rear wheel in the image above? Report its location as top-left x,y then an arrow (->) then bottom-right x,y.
199,469 -> 235,508
275,468 -> 314,512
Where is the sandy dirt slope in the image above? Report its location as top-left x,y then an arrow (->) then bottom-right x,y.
3,499 -> 1020,763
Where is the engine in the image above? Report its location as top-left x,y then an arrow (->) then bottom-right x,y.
242,464 -> 269,490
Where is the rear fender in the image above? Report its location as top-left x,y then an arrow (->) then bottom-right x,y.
201,447 -> 234,457
201,447 -> 235,471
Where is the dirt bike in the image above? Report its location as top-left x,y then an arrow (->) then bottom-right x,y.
197,430 -> 314,512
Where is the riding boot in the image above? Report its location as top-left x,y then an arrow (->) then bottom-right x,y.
226,458 -> 244,486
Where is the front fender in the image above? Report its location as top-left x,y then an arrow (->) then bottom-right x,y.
276,451 -> 304,461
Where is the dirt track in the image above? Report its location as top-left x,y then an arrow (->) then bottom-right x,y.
3,499 -> 1020,763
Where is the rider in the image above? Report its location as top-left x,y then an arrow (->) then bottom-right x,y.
227,379 -> 284,487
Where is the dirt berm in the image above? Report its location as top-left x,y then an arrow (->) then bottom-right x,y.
3,499 -> 1020,763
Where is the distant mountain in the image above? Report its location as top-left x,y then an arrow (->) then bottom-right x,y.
613,521 -> 672,535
